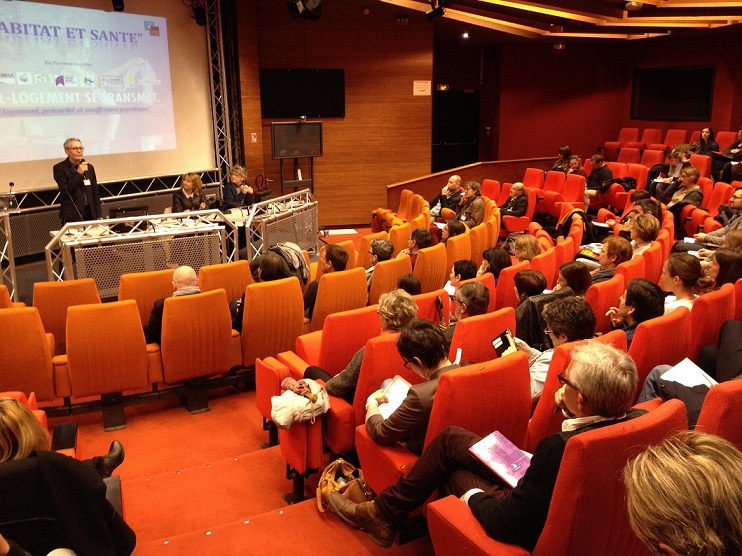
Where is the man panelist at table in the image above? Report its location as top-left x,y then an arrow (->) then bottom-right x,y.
53,137 -> 102,224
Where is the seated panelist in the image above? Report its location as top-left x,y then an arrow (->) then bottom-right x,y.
172,173 -> 207,213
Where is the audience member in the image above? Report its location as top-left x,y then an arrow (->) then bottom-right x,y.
629,214 -> 660,257
513,234 -> 540,263
713,126 -> 742,182
0,399 -> 135,554
691,126 -> 719,156
697,318 -> 742,382
304,290 -> 417,404
396,273 -> 421,296
429,175 -> 464,220
649,147 -> 691,199
639,318 -> 742,419
477,247 -> 512,283
566,155 -> 586,178
304,244 -> 349,320
590,236 -> 632,284
433,219 -> 467,246
583,154 -> 613,207
172,173 -> 207,213
551,145 -> 572,173
330,341 -> 640,552
221,164 -> 254,209
705,247 -> 742,290
664,166 -> 704,239
661,254 -> 708,314
513,269 -> 547,304
363,319 -> 458,456
624,431 -> 742,556
231,252 -> 294,331
455,181 -> 485,228
366,238 -> 394,291
397,227 -> 432,268
606,193 -> 659,238
554,261 -> 592,296
698,229 -> 742,262
606,278 -> 665,346
674,186 -> 742,253
498,182 -> 528,217
446,260 -> 478,293
144,266 -> 201,344
444,282 -> 490,345
512,296 -> 596,398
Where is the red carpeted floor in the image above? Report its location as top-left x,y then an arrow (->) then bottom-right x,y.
52,387 -> 433,555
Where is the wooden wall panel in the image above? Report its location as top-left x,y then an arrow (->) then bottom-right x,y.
238,0 -> 433,227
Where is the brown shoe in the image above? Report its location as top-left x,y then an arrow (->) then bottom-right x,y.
328,491 -> 396,548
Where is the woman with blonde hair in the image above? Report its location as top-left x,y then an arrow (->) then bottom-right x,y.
514,234 -> 540,263
0,398 -> 49,463
172,172 -> 208,212
0,398 -> 136,554
629,214 -> 660,257
304,289 -> 418,404
624,430 -> 742,556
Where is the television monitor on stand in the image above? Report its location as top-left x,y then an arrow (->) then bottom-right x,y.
271,121 -> 323,195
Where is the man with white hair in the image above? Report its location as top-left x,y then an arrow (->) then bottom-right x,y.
498,182 -> 528,217
143,266 -> 201,344
329,341 -> 644,551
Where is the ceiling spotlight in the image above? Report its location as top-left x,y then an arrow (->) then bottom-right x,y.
462,32 -> 469,39
553,42 -> 566,50
192,2 -> 206,26
625,1 -> 643,11
111,0 -> 124,11
426,6 -> 444,20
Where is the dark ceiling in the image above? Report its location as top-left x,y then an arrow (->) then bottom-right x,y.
377,0 -> 742,45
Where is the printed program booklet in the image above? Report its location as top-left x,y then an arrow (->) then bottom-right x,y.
378,375 -> 412,419
469,431 -> 533,489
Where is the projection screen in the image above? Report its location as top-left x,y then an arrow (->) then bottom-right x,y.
0,0 -> 215,193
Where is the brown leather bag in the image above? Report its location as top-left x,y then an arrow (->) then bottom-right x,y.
316,458 -> 373,512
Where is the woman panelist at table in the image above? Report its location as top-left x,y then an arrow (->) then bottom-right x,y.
172,173 -> 208,213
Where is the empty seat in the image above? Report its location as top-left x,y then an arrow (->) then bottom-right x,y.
118,269 -> 174,326
445,232 -> 471,272
626,128 -> 663,151
585,274 -> 625,335
448,307 -> 515,363
33,279 -> 101,354
616,147 -> 641,164
648,129 -> 687,152
198,260 -> 254,301
603,127 -> 639,161
368,256 -> 412,306
0,285 -> 24,309
0,308 -> 60,401
65,300 -> 151,429
240,277 -> 304,369
305,267 -> 368,332
160,289 -> 237,413
413,243 -> 447,293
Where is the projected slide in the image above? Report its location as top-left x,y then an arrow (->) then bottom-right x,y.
0,1 -> 176,164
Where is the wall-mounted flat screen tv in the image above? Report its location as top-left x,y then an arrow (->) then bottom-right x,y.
271,121 -> 323,160
259,69 -> 345,118
631,65 -> 715,121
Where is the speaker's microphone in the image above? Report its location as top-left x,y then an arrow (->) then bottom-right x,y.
80,159 -> 88,180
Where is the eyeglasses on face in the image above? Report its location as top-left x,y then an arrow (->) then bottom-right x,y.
544,328 -> 554,335
450,295 -> 462,304
402,357 -> 414,369
557,370 -> 588,403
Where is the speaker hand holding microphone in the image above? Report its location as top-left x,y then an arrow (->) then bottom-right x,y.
77,159 -> 92,186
